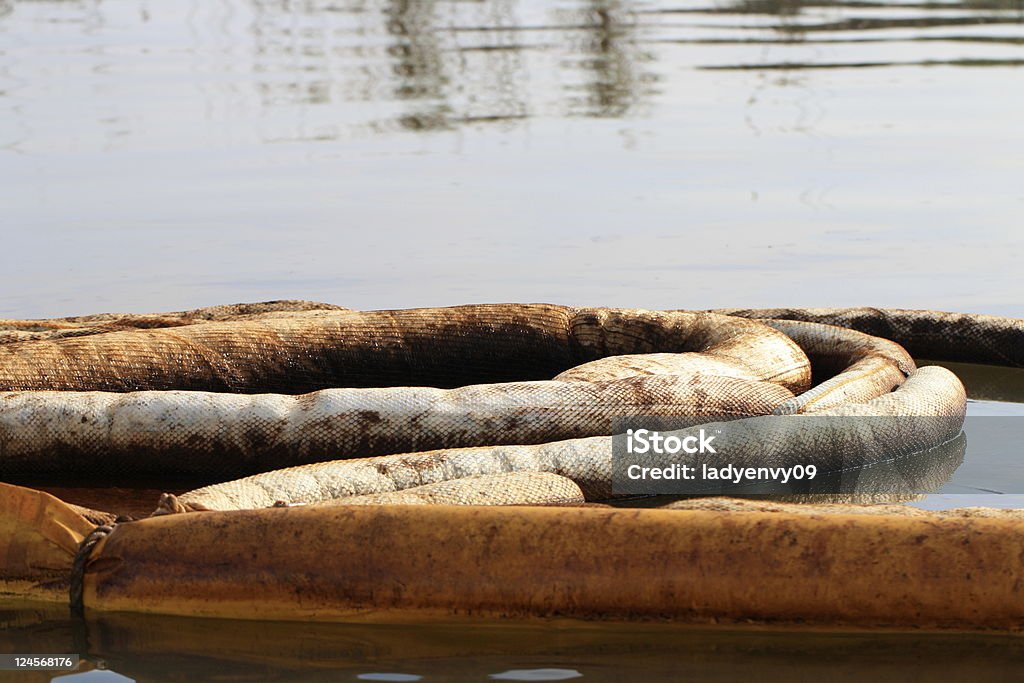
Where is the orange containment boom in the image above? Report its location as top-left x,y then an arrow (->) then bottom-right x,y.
3,483 -> 1023,630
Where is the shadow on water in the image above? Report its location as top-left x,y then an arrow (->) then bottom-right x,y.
3,602 -> 1024,681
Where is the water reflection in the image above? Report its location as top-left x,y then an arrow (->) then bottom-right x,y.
558,0 -> 658,117
0,0 -> 1022,321
244,0 -> 654,135
383,0 -> 450,130
0,0 -> 1020,143
4,604 -> 1024,681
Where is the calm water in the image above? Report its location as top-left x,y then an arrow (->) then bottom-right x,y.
2,0 -> 1024,678
0,0 -> 1022,317
2,602 -> 1024,682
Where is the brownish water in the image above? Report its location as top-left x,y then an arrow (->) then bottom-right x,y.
2,601 -> 1024,682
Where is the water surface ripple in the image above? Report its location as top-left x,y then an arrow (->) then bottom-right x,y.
0,0 -> 1021,317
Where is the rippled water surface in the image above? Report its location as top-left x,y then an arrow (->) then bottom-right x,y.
1,0 -> 1022,317
2,0 -> 1024,679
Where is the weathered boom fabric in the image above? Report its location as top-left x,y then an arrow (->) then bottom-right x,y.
713,307 -> 1024,367
2,302 -> 1023,629
158,365 -> 963,512
8,482 -> 1024,629
0,300 -> 984,518
0,303 -> 986,509
0,305 -> 809,393
0,306 -> 810,477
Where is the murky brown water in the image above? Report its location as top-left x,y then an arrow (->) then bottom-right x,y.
2,601 -> 1024,682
